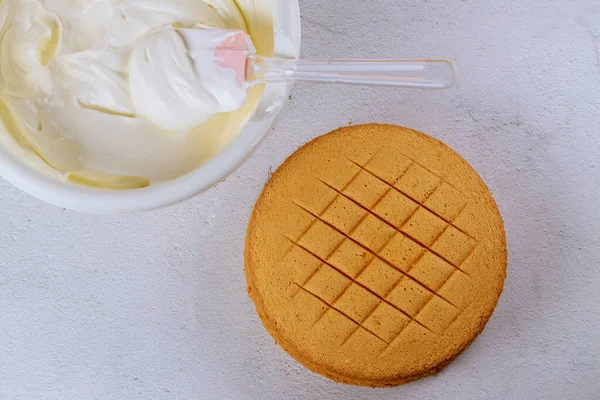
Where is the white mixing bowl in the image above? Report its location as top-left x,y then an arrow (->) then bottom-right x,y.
0,1 -> 301,214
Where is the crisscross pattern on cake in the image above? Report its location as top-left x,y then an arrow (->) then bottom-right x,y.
281,149 -> 480,349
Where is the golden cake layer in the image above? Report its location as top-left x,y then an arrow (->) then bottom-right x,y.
245,124 -> 507,386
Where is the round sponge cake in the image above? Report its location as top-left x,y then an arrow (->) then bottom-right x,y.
245,124 -> 507,387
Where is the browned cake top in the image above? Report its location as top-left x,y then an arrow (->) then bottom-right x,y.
245,124 -> 507,387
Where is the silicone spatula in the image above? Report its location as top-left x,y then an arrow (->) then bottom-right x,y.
177,28 -> 457,90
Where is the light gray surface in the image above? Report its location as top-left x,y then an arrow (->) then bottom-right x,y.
1,0 -> 599,399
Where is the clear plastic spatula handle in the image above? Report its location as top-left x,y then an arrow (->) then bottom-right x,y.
246,56 -> 457,89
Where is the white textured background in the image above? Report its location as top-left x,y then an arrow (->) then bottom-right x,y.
1,0 -> 599,399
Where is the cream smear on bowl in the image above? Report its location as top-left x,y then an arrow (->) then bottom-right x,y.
0,0 -> 274,189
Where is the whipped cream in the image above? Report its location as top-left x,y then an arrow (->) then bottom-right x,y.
0,0 -> 272,188
130,28 -> 253,132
